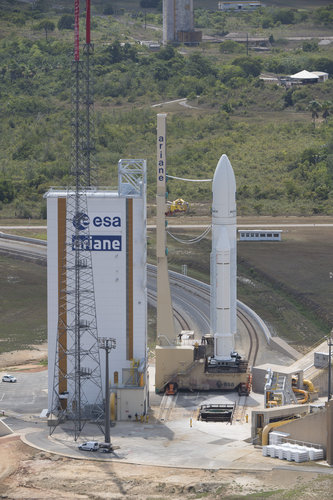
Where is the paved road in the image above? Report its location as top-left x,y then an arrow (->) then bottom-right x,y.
0,371 -> 48,415
3,223 -> 333,230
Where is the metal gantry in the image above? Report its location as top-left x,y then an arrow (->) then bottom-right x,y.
49,0 -> 103,440
83,0 -> 96,187
118,159 -> 147,197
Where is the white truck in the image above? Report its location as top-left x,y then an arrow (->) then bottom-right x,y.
78,441 -> 99,452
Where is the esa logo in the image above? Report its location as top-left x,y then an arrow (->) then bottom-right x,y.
73,212 -> 90,231
73,213 -> 121,230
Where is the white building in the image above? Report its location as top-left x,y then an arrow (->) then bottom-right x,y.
312,71 -> 329,82
238,229 -> 282,241
45,160 -> 149,421
218,1 -> 262,11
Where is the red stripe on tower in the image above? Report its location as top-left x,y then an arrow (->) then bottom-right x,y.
74,0 -> 80,61
86,0 -> 91,44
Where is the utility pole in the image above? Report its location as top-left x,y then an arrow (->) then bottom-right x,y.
327,333 -> 333,402
98,337 -> 116,444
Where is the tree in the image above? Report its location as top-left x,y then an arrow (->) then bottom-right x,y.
57,14 -> 74,30
272,9 -> 295,25
37,20 -> 55,41
302,39 -> 319,52
308,100 -> 322,128
322,101 -> 332,123
220,40 -> 243,54
0,179 -> 14,204
232,56 -> 262,77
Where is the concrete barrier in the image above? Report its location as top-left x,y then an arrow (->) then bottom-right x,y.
0,231 -> 46,246
0,418 -> 13,437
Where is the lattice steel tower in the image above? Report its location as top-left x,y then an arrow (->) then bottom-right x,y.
50,0 -> 103,440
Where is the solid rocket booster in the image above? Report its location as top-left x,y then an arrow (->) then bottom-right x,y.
210,154 -> 237,360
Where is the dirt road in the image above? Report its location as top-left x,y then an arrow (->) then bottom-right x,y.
2,438 -> 333,500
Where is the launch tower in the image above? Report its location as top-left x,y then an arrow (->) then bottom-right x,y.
163,0 -> 202,45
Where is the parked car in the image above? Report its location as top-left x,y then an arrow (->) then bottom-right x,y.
78,441 -> 99,452
2,374 -> 17,383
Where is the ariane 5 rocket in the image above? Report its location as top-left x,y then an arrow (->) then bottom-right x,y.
210,154 -> 237,361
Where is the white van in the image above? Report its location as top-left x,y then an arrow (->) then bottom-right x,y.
78,441 -> 99,452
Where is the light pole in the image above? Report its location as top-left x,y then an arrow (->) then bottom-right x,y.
98,337 -> 116,444
327,333 -> 333,402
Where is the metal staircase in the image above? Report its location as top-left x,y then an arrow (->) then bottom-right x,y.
265,369 -> 297,407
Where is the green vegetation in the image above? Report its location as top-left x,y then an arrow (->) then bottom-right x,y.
0,255 -> 46,354
0,1 -> 332,217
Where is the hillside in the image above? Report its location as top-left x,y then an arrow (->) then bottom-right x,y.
0,1 -> 332,217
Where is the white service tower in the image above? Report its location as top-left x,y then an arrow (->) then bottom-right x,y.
210,154 -> 237,361
46,160 -> 149,421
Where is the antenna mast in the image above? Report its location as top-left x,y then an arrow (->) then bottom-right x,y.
50,0 -> 103,440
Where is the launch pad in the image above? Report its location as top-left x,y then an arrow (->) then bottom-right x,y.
155,343 -> 251,395
155,116 -> 251,397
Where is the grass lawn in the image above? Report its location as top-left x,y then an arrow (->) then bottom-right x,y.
0,255 -> 47,354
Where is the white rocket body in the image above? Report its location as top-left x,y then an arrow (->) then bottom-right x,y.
210,154 -> 237,360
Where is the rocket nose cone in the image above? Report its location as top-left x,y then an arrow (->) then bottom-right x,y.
212,154 -> 236,220
213,154 -> 235,188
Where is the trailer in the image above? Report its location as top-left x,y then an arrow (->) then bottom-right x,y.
198,403 -> 236,423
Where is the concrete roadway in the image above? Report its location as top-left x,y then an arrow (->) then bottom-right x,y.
1,367 -> 272,470
0,371 -> 48,416
3,391 -> 332,472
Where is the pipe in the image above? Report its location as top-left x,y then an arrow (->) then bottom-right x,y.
110,392 -> 116,421
262,418 -> 296,446
293,388 -> 309,404
303,379 -> 315,393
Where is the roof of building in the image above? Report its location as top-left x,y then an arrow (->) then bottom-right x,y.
289,70 -> 319,80
312,71 -> 329,77
238,229 -> 282,233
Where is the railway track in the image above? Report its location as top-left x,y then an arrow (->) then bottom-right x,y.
237,308 -> 259,368
147,290 -> 191,332
158,392 -> 179,422
148,264 -> 260,365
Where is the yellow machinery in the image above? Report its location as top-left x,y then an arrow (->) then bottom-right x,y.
166,198 -> 189,216
265,372 -> 317,408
